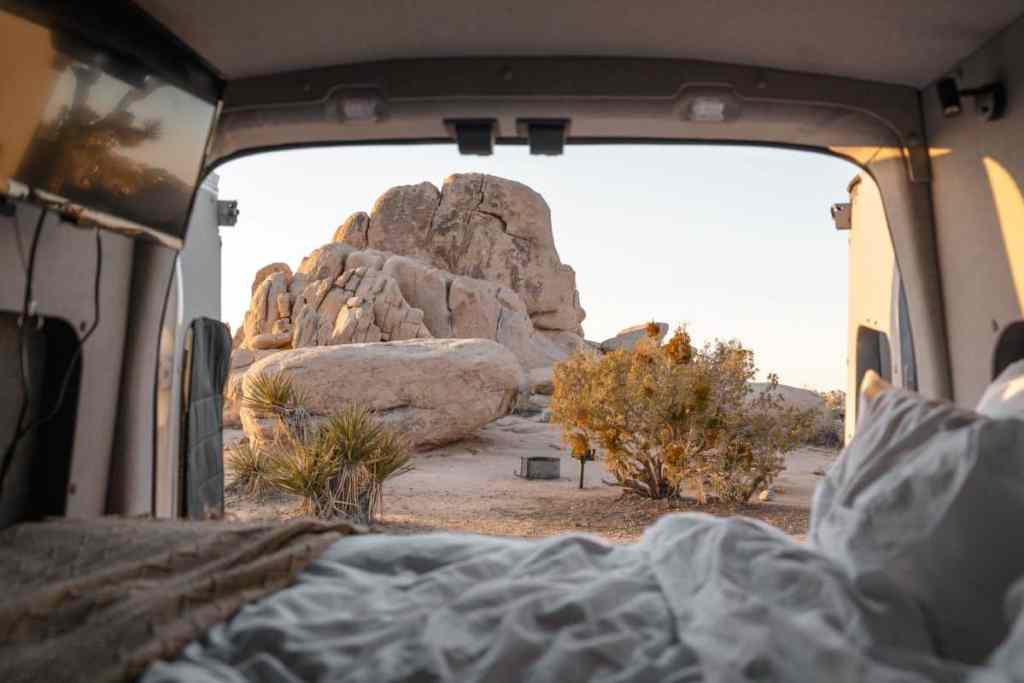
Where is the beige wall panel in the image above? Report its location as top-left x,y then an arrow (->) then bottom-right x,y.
924,14 -> 1024,405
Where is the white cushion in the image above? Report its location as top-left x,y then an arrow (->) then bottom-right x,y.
977,358 -> 1024,419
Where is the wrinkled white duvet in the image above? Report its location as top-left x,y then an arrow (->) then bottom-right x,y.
143,514 -> 975,683
144,386 -> 1024,682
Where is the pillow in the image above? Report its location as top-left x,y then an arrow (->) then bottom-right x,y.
810,378 -> 1024,664
977,358 -> 1024,419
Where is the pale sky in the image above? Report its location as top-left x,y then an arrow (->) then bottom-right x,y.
217,144 -> 857,391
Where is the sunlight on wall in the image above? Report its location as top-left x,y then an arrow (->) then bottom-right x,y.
983,157 -> 1024,310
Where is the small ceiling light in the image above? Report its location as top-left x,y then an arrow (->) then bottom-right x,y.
339,96 -> 380,121
689,97 -> 728,122
677,87 -> 741,123
328,89 -> 386,123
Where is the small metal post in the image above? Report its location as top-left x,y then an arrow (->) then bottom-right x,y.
578,449 -> 595,489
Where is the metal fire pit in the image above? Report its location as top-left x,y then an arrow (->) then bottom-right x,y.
514,456 -> 561,480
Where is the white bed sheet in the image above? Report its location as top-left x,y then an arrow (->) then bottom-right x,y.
143,514 -> 972,683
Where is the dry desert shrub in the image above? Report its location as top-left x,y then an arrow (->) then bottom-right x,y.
551,326 -> 813,504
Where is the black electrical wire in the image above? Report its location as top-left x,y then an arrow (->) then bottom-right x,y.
20,228 -> 103,432
0,208 -> 48,494
0,220 -> 104,496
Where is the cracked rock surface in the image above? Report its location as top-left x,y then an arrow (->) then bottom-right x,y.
337,173 -> 586,335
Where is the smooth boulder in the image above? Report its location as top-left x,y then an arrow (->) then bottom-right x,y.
240,339 -> 528,449
600,322 -> 669,353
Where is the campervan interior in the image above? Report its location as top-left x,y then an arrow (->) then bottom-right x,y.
2,2 -> 1024,681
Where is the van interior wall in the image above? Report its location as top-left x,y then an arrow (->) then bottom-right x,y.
0,204 -> 134,525
923,11 -> 1024,406
0,201 -> 181,526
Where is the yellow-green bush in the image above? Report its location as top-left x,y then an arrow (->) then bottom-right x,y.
550,326 -> 812,503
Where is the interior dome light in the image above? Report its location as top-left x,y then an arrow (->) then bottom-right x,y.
688,97 -> 728,122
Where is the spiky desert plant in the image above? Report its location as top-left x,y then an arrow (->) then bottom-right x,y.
320,404 -> 413,522
225,442 -> 273,498
242,371 -> 313,442
268,428 -> 343,518
362,428 -> 414,518
268,404 -> 412,522
242,371 -> 309,415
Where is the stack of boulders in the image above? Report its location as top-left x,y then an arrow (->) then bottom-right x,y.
229,174 -> 591,448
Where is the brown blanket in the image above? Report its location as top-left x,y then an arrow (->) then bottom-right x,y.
0,516 -> 359,683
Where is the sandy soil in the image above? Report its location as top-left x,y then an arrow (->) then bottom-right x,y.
223,414 -> 838,544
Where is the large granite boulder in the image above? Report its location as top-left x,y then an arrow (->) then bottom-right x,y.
240,339 -> 527,449
250,262 -> 292,295
223,348 -> 277,428
600,322 -> 669,353
335,174 -> 586,335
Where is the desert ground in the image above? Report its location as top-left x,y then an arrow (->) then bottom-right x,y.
224,414 -> 837,544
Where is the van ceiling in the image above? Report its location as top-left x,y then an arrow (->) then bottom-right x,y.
134,0 -> 1023,87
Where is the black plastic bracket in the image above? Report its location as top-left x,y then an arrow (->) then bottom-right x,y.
517,119 -> 570,155
216,200 -> 239,227
936,78 -> 1006,121
445,119 -> 496,156
830,202 -> 851,231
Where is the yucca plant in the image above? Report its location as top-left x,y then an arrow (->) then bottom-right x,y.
268,403 -> 412,522
242,371 -> 313,442
243,371 -> 309,416
225,441 -> 273,498
268,429 -> 343,518
360,427 -> 414,520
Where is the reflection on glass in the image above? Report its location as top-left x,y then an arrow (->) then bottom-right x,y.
1,10 -> 216,240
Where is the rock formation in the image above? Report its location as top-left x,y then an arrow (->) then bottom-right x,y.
235,174 -> 587,371
600,322 -> 669,353
229,174 -> 588,441
335,174 -> 586,335
240,339 -> 527,449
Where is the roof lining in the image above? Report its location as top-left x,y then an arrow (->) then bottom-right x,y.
133,0 -> 1024,88
206,57 -> 920,178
